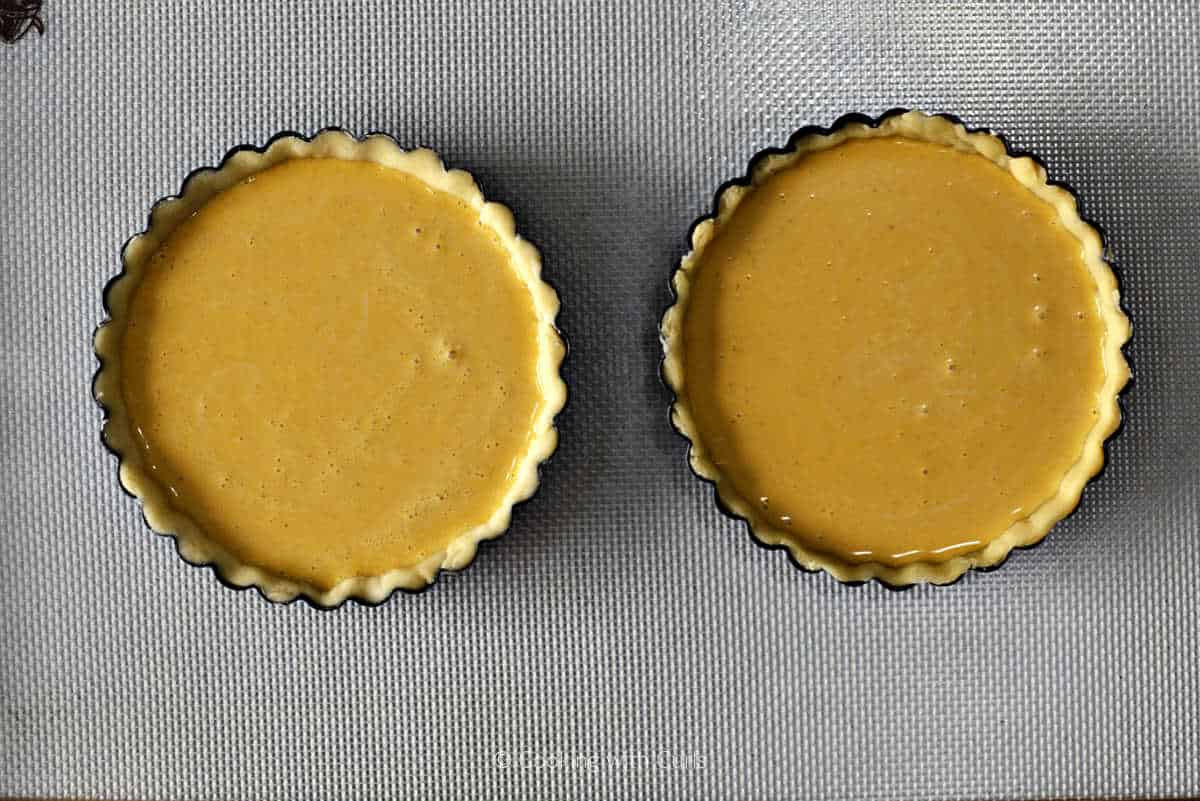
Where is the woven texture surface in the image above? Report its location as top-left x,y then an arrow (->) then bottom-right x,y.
2,1 -> 1199,799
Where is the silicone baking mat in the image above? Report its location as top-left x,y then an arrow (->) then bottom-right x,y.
2,1 -> 1198,799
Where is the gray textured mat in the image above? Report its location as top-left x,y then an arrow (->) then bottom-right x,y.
2,1 -> 1198,799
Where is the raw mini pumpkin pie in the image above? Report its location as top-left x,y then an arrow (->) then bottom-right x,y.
661,110 -> 1130,586
94,131 -> 567,605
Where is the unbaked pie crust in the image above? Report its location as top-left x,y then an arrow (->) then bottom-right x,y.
660,110 -> 1130,586
94,130 -> 567,605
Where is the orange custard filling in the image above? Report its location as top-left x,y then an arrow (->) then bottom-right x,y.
680,136 -> 1110,566
119,158 -> 546,590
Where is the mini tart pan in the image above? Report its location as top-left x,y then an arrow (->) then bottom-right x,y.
659,109 -> 1132,588
93,129 -> 568,607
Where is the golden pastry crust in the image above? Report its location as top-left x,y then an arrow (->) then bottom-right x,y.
94,130 -> 567,606
660,110 -> 1130,586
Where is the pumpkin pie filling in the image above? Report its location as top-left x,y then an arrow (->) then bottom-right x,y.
666,118 -> 1128,580
104,147 -> 564,599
